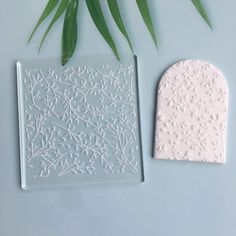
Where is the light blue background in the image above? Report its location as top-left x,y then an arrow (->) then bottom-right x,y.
1,0 -> 236,235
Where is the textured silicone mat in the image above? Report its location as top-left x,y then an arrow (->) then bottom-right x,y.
16,56 -> 144,189
154,59 -> 228,163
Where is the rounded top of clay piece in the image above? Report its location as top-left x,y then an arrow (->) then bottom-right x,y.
159,59 -> 228,93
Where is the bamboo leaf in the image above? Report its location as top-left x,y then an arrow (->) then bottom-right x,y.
28,0 -> 59,44
39,0 -> 70,52
136,0 -> 157,47
62,0 -> 79,65
85,0 -> 120,60
191,0 -> 212,29
107,0 -> 133,53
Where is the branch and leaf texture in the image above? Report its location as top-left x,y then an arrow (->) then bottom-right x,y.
28,0 -> 212,65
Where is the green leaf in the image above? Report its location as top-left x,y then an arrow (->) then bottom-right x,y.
61,0 -> 79,65
107,0 -> 133,53
85,0 -> 120,60
136,0 -> 157,47
191,0 -> 212,29
28,0 -> 59,44
39,0 -> 70,52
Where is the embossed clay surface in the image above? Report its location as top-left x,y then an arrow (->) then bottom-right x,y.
17,56 -> 143,189
155,59 -> 228,163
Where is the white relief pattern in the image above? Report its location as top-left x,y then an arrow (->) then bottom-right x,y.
19,62 -> 142,184
155,60 -> 228,163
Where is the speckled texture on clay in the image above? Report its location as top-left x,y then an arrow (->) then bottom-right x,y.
16,56 -> 144,189
155,59 -> 228,163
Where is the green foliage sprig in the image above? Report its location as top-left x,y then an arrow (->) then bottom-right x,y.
192,0 -> 212,29
28,0 -> 212,65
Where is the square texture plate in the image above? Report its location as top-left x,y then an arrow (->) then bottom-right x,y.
16,55 -> 144,189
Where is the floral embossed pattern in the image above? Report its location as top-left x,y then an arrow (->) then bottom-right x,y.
17,56 -> 143,189
155,60 -> 228,163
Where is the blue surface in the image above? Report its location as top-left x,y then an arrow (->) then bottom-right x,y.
1,0 -> 236,235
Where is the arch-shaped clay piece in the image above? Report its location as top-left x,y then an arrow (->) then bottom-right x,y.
154,60 -> 229,163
